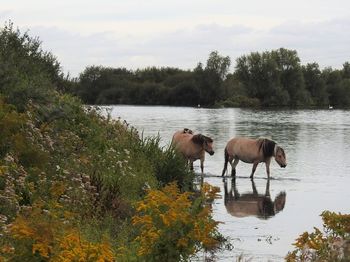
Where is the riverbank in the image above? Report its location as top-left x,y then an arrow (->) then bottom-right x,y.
0,24 -> 224,261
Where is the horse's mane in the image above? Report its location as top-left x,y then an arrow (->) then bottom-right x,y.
257,138 -> 276,158
192,134 -> 213,145
183,128 -> 193,134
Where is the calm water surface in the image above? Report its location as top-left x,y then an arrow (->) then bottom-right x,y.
109,105 -> 350,261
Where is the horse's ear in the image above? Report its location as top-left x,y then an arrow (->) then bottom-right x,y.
192,134 -> 204,145
274,192 -> 286,212
280,147 -> 286,158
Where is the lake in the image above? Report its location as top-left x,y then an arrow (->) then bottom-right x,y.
108,105 -> 350,261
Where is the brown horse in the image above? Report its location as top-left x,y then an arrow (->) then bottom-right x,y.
224,178 -> 286,219
172,128 -> 214,173
222,137 -> 286,178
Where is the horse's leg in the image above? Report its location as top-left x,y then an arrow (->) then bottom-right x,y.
224,179 -> 230,204
222,148 -> 229,176
232,178 -> 240,199
250,162 -> 259,179
251,179 -> 258,195
200,152 -> 205,174
265,158 -> 271,179
231,158 -> 239,177
265,179 -> 271,197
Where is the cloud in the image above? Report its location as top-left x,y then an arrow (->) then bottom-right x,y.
11,16 -> 350,77
28,26 -> 133,76
0,10 -> 12,20
265,18 -> 350,67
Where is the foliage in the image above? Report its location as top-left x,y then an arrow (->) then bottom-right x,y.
131,182 -> 221,261
73,47 -> 350,108
1,200 -> 114,261
0,21 -> 67,111
302,63 -> 328,106
215,95 -> 260,108
74,51 -> 232,107
286,211 -> 350,262
140,137 -> 194,190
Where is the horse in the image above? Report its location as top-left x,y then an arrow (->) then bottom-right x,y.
224,178 -> 286,219
221,137 -> 286,179
172,128 -> 214,173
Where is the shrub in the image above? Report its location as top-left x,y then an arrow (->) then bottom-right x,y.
131,182 -> 221,261
139,137 -> 194,191
215,95 -> 260,108
286,211 -> 350,261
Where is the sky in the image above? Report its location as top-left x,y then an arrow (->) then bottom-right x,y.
1,0 -> 350,77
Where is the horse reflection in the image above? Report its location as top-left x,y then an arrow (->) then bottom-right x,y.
224,179 -> 286,219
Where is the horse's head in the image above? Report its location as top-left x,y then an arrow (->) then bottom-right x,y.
274,192 -> 286,213
274,146 -> 287,168
192,134 -> 215,155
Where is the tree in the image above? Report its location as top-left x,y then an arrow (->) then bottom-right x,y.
323,67 -> 343,107
271,48 -> 309,106
302,63 -> 328,106
234,48 -> 309,106
206,51 -> 231,81
0,21 -> 66,111
77,66 -> 133,104
194,51 -> 231,106
342,62 -> 350,79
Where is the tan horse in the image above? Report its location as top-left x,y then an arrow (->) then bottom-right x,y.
172,128 -> 214,173
224,178 -> 286,219
222,137 -> 286,178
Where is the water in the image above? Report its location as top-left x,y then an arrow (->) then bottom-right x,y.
108,105 -> 350,261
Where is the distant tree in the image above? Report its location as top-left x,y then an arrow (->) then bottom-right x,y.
77,66 -> 104,103
235,48 -> 309,106
194,51 -> 231,106
135,67 -> 183,83
222,73 -> 246,98
271,48 -> 309,106
302,63 -> 328,106
77,66 -> 133,104
342,62 -> 350,79
205,51 -> 231,81
163,71 -> 193,87
168,80 -> 200,106
322,67 -> 342,107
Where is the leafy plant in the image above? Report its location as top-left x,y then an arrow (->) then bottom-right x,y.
131,182 -> 221,261
286,211 -> 350,261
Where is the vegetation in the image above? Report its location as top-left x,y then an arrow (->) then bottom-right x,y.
286,211 -> 350,261
0,22 -> 224,261
73,50 -> 350,108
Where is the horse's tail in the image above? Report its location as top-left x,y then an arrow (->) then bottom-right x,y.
222,147 -> 229,176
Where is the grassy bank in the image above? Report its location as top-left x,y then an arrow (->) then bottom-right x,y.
0,23 -> 223,261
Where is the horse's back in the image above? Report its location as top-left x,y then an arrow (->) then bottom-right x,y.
172,130 -> 196,158
226,137 -> 261,162
172,130 -> 192,146
226,137 -> 258,153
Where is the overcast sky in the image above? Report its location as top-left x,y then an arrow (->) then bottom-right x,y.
1,0 -> 350,77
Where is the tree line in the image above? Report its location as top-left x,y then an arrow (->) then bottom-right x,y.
73,49 -> 350,108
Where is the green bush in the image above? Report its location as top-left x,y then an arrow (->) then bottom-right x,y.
215,95 -> 260,108
286,211 -> 350,261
